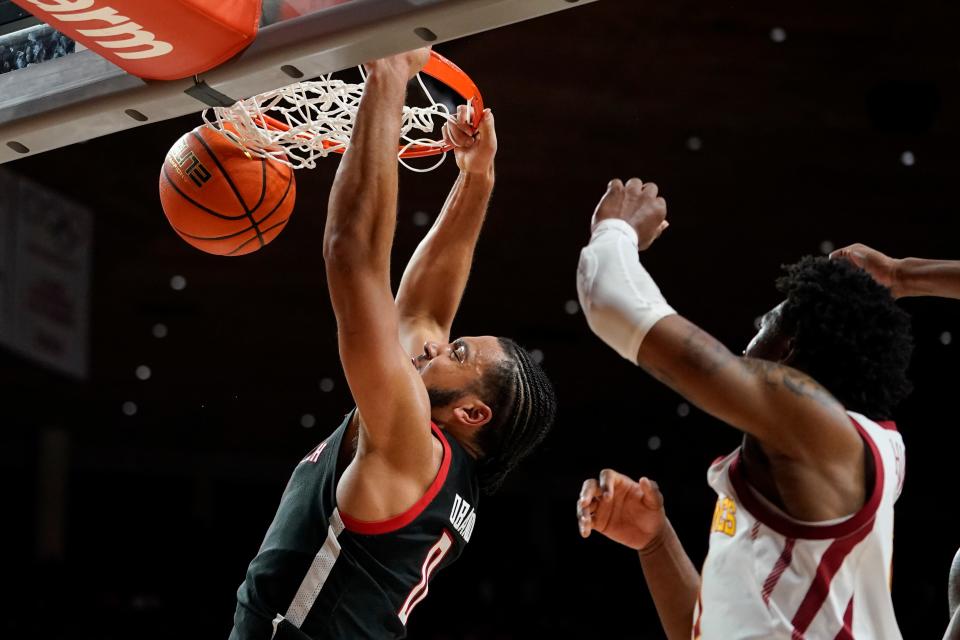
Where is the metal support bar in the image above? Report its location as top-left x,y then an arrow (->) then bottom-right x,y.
0,0 -> 598,163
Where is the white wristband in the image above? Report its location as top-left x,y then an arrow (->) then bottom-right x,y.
591,218 -> 639,247
576,219 -> 676,364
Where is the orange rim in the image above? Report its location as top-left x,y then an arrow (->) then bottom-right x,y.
254,51 -> 483,159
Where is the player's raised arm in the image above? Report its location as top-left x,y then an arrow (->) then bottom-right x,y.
323,49 -> 434,462
831,243 -> 960,300
575,179 -> 864,488
577,470 -> 698,640
395,107 -> 496,353
575,179 -> 855,461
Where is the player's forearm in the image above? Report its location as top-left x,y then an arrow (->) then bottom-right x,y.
638,518 -> 700,640
895,257 -> 960,299
578,223 -> 846,456
575,227 -> 752,434
323,69 -> 407,271
577,223 -> 747,428
638,316 -> 849,458
395,170 -> 494,328
637,316 -> 766,425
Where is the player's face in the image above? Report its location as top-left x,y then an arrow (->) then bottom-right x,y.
744,302 -> 792,362
414,335 -> 505,400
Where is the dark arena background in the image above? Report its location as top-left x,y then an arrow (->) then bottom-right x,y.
2,1 -> 959,638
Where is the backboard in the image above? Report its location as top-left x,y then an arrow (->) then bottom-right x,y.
0,0 -> 597,164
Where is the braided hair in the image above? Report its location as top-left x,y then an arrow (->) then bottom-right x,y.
472,338 -> 557,494
776,256 -> 913,420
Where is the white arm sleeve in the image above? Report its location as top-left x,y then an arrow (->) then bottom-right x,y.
576,219 -> 676,364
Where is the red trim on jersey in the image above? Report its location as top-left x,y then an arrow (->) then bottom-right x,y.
877,420 -> 897,431
762,537 -> 796,605
692,592 -> 703,639
790,525 -> 873,638
340,423 -> 452,535
833,596 -> 855,640
728,417 -> 884,540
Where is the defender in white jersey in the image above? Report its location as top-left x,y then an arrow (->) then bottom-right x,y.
572,179 -> 914,639
696,411 -> 905,638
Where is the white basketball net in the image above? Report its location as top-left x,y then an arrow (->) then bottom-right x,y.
202,69 -> 458,172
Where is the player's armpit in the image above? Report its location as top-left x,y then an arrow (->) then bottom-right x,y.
637,314 -> 860,462
336,430 -> 440,523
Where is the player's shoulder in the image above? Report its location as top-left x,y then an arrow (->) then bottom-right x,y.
846,410 -> 904,447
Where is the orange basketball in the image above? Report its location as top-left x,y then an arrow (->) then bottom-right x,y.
159,126 -> 296,256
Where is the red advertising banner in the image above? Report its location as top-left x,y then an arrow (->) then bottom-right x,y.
11,0 -> 261,80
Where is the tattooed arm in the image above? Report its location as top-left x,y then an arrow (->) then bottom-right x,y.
638,315 -> 855,459
636,315 -> 867,520
578,178 -> 866,518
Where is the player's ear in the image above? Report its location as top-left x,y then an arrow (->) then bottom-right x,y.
452,397 -> 492,430
768,307 -> 795,364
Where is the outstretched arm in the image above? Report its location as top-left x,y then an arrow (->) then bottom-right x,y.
395,106 -> 496,353
577,470 -> 699,640
576,180 -> 860,470
638,316 -> 854,463
323,50 -> 434,468
831,243 -> 960,300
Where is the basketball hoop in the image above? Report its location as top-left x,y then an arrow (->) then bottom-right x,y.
202,51 -> 484,172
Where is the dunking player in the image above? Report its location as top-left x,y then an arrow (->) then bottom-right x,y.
573,179 -> 913,638
829,243 -> 960,640
230,49 -> 556,639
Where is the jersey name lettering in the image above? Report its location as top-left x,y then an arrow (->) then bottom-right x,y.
449,493 -> 476,543
301,440 -> 328,464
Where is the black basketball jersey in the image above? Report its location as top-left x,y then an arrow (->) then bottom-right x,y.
230,411 -> 480,640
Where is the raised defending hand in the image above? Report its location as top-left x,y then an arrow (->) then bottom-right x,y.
577,469 -> 666,551
364,46 -> 431,80
443,106 -> 497,176
830,243 -> 901,297
592,178 -> 669,250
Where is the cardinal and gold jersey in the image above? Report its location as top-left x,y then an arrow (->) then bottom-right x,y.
694,412 -> 906,639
